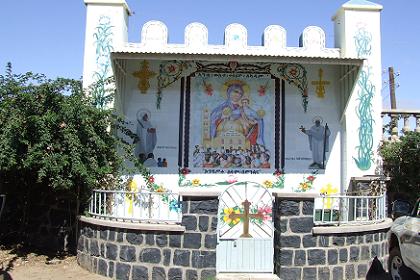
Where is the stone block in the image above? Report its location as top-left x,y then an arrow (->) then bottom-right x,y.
163,249 -> 171,266
132,265 -> 148,280
192,250 -> 216,268
319,236 -> 330,247
108,261 -> 114,278
346,236 -> 356,245
120,245 -> 136,262
303,235 -> 317,248
98,259 -> 108,277
308,249 -> 326,265
199,216 -> 209,231
328,249 -> 338,265
318,267 -> 330,280
182,200 -> 189,214
169,234 -> 181,248
279,219 -> 287,233
116,231 -> 124,242
205,234 -> 217,249
100,243 -> 105,257
345,264 -> 355,279
139,248 -> 161,264
201,269 -> 216,279
350,246 -> 360,262
357,263 -> 368,278
100,229 -> 108,240
156,234 -> 168,247
186,269 -> 198,280
332,236 -> 345,246
281,235 -> 301,248
357,235 -> 364,244
280,249 -> 293,265
365,233 -> 373,243
115,263 -> 130,280
146,234 -> 155,245
108,230 -> 116,241
302,200 -> 314,215
152,267 -> 166,280
279,267 -> 301,280
77,252 -> 92,272
294,250 -> 306,266
189,199 -> 218,214
211,217 -> 218,231
168,267 -> 183,280
106,243 -> 118,261
332,266 -> 343,280
371,244 -> 380,258
290,217 -> 313,233
303,267 -> 317,280
173,249 -> 190,267
182,215 -> 197,231
90,240 -> 100,257
77,236 -> 84,252
279,200 -> 300,216
361,245 -> 370,260
184,233 -> 202,249
339,248 -> 348,263
126,232 -> 143,245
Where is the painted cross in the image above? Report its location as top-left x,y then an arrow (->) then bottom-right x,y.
228,199 -> 264,238
311,68 -> 330,98
132,60 -> 156,94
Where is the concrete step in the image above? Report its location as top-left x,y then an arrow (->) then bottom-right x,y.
216,273 -> 280,280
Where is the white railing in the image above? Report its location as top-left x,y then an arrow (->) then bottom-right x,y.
89,190 -> 182,224
313,194 -> 386,226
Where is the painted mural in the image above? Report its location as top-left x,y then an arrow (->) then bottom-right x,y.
190,73 -> 275,173
92,15 -> 114,108
354,26 -> 374,171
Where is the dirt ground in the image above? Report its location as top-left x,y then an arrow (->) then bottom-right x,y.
0,245 -> 107,280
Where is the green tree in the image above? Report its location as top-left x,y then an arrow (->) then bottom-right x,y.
0,63 -> 135,245
380,131 -> 420,203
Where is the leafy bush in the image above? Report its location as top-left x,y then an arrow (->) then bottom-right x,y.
0,63 -> 136,244
380,131 -> 420,203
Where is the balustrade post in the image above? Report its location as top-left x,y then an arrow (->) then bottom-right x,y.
416,114 -> 420,133
402,114 -> 411,134
390,114 -> 400,142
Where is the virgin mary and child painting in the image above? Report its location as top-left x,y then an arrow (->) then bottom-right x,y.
192,79 -> 273,170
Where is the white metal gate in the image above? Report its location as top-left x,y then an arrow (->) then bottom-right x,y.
216,182 -> 274,273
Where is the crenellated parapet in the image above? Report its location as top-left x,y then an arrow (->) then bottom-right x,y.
121,21 -> 341,58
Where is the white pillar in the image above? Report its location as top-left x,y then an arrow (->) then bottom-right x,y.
332,0 -> 383,186
82,0 -> 131,107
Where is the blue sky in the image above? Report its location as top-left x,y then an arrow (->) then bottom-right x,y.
0,0 -> 418,109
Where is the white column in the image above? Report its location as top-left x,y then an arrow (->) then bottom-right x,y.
82,0 -> 131,107
332,0 -> 383,188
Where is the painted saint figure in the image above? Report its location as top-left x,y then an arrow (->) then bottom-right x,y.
299,117 -> 330,169
135,109 -> 157,158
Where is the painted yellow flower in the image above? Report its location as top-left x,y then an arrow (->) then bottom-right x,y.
300,182 -> 309,191
223,208 -> 241,225
155,185 -> 165,193
191,178 -> 201,187
263,180 -> 273,188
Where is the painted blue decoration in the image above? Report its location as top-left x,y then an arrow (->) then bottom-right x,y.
92,16 -> 114,108
353,27 -> 374,170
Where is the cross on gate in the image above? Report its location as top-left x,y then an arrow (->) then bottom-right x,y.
132,60 -> 157,94
229,199 -> 264,238
311,68 -> 330,98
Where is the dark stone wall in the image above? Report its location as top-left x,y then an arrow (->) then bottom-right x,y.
77,196 -> 218,280
273,198 -> 389,280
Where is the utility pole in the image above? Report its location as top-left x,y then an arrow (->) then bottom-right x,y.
388,66 -> 397,109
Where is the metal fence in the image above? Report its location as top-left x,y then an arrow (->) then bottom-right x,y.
89,190 -> 182,223
313,194 -> 386,226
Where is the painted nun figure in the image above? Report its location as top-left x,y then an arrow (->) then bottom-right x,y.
300,117 -> 330,169
135,109 -> 157,159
